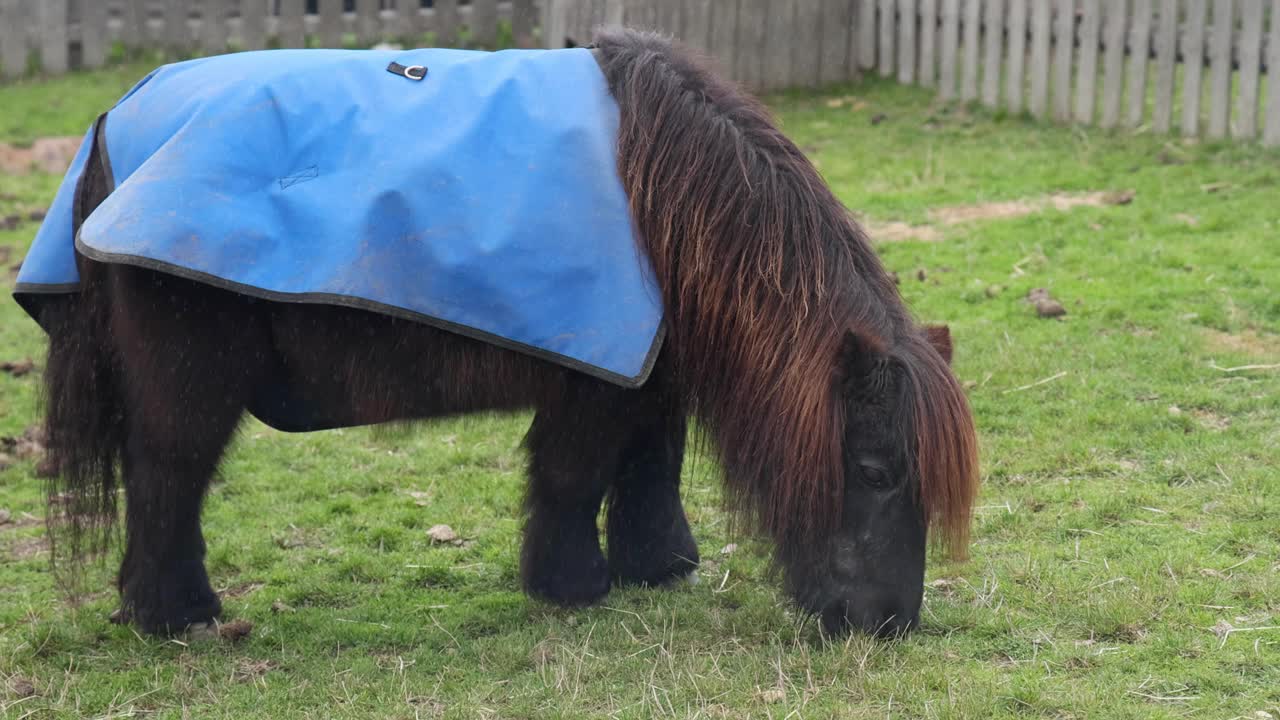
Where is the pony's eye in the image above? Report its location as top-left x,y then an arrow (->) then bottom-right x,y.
860,463 -> 894,489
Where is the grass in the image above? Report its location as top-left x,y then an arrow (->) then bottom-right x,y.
2,65 -> 1279,719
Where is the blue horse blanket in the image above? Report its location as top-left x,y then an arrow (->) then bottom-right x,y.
15,47 -> 663,389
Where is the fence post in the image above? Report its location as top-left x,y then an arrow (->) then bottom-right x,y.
684,0 -> 713,54
1152,0 -> 1177,132
352,0 -> 380,46
1181,0 -> 1207,136
981,0 -> 1004,107
736,0 -> 766,89
513,0 -> 538,48
317,0 -> 344,47
791,0 -> 822,86
0,0 -> 25,79
1234,0 -> 1263,139
858,0 -> 877,69
919,0 -> 938,86
819,0 -> 851,85
1075,0 -> 1101,124
80,0 -> 109,68
939,0 -> 960,99
279,0 -> 306,48
879,0 -> 895,77
1126,0 -> 1152,127
119,0 -> 147,49
39,0 -> 69,74
1005,0 -> 1027,112
1051,0 -> 1073,122
960,0 -> 980,99
898,0 -> 917,84
240,0 -> 267,50
1099,0 -> 1128,128
708,0 -> 739,79
764,0 -> 798,90
162,0 -> 189,53
1265,0 -> 1280,146
1028,0 -> 1051,118
202,0 -> 230,53
1207,0 -> 1234,139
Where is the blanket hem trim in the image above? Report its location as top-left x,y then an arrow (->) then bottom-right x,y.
65,233 -> 664,389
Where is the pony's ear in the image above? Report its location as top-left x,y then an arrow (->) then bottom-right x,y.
924,325 -> 953,365
838,331 -> 886,391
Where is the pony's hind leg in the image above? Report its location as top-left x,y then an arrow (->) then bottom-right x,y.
606,412 -> 700,587
108,267 -> 272,634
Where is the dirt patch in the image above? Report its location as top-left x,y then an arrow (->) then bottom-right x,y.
0,137 -> 83,175
1,358 -> 35,377
866,191 -> 1134,243
0,510 -> 41,530
1201,328 -> 1280,359
868,220 -> 941,243
1191,409 -> 1231,431
4,535 -> 49,560
219,582 -> 265,599
233,658 -> 277,683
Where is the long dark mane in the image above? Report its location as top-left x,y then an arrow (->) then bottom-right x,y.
594,30 -> 979,555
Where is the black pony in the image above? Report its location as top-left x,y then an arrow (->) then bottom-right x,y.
32,29 -> 978,637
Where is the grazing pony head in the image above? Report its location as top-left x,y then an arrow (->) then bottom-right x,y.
596,29 -> 980,636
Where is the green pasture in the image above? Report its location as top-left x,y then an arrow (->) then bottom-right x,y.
1,65 -> 1277,719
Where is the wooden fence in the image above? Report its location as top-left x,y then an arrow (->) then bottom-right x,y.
549,0 -> 1280,146
545,0 -> 869,90
0,0 -> 541,79
860,0 -> 1280,145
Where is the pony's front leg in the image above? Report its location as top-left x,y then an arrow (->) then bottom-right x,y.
519,383 -> 624,606
606,412 -> 699,587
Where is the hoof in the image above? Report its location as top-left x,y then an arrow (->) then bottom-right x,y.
611,550 -> 700,588
608,516 -> 701,589
525,552 -> 611,607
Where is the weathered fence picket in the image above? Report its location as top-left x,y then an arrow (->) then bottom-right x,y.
735,0 -> 765,90
899,0 -> 917,85
1267,0 -> 1280,145
960,0 -> 981,101
940,0 -> 961,99
1207,0 -> 1234,139
981,0 -> 1003,108
795,0 -> 823,87
1100,0 -> 1128,129
1182,0 -> 1208,136
859,0 -> 878,69
1005,0 -> 1027,112
1152,0 -> 1178,132
820,0 -> 851,86
1029,0 -> 1052,118
1076,0 -> 1102,124
919,0 -> 938,87
707,0 -> 737,78
1235,0 -> 1263,139
1052,0 -> 1073,121
1126,0 -> 1151,128
879,0 -> 895,77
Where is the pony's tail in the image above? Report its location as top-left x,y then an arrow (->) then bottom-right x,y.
40,259 -> 125,568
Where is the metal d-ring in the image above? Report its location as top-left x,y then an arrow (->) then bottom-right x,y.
403,65 -> 427,81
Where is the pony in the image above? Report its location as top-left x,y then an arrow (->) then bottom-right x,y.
31,28 -> 978,637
